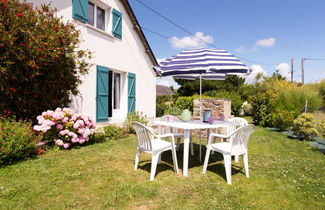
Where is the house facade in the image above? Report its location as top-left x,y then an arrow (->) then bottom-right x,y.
28,0 -> 157,123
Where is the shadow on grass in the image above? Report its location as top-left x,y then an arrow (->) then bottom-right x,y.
136,143 -> 246,181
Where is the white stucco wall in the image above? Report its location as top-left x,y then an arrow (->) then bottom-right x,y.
28,0 -> 157,122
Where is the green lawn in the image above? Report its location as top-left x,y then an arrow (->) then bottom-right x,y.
0,126 -> 324,209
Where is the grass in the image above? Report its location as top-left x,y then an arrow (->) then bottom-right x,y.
0,126 -> 325,209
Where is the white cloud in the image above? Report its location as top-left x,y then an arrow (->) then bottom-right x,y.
276,62 -> 290,80
156,76 -> 180,89
235,46 -> 257,54
244,65 -> 267,84
169,32 -> 214,49
254,38 -> 276,48
236,37 -> 276,54
156,58 -> 166,65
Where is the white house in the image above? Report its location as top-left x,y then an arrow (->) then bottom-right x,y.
28,0 -> 158,123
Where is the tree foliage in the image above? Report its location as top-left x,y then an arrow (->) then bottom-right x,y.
175,75 -> 245,96
0,0 -> 92,120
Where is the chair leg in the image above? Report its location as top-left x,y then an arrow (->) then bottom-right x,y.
234,155 -> 239,162
223,154 -> 232,184
150,153 -> 160,181
171,146 -> 179,174
202,147 -> 211,174
134,149 -> 141,170
243,152 -> 249,178
158,153 -> 162,164
190,136 -> 194,156
176,138 -> 181,151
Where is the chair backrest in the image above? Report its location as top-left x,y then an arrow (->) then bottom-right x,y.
227,117 -> 248,127
230,125 -> 255,155
226,117 -> 249,136
160,115 -> 181,133
131,122 -> 155,151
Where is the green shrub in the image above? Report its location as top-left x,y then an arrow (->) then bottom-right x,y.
156,95 -> 174,117
321,121 -> 325,138
164,106 -> 182,116
125,112 -> 147,134
292,113 -> 319,141
204,90 -> 243,116
0,1 -> 91,121
250,90 -> 276,126
274,86 -> 321,114
0,117 -> 42,165
271,110 -> 295,131
101,124 -> 128,140
242,102 -> 252,116
174,96 -> 195,112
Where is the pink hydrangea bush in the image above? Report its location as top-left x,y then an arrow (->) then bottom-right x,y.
33,108 -> 96,149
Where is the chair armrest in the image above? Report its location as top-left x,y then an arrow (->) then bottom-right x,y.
210,133 -> 229,139
157,133 -> 174,138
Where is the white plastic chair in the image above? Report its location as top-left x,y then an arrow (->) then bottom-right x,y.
226,117 -> 248,162
202,125 -> 255,184
160,115 -> 194,155
132,122 -> 179,181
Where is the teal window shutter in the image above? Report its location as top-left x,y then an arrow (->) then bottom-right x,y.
72,0 -> 88,23
112,8 -> 122,39
96,65 -> 109,122
128,73 -> 136,113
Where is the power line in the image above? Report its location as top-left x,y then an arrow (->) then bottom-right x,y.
304,58 -> 325,61
135,0 -> 283,66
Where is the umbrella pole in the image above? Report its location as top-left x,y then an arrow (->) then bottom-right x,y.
200,75 -> 202,121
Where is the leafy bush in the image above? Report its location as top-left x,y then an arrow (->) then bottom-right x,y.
204,90 -> 243,116
0,1 -> 91,121
271,110 -> 295,131
174,96 -> 195,112
33,108 -> 96,149
125,112 -> 147,134
250,90 -> 276,126
274,86 -> 321,114
0,117 -> 41,165
321,121 -> 325,138
292,113 -> 319,141
101,124 -> 128,140
164,106 -> 182,116
156,95 -> 174,117
242,102 -> 252,116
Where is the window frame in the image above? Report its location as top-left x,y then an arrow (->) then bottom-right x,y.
87,1 -> 111,33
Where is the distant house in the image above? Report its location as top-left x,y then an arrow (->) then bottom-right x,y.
28,0 -> 158,123
156,85 -> 174,96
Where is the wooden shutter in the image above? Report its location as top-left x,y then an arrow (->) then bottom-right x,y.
96,65 -> 109,122
72,0 -> 88,23
112,8 -> 122,39
128,73 -> 136,113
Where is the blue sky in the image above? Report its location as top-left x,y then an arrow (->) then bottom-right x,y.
129,0 -> 325,87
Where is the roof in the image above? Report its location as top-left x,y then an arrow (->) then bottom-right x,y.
156,85 -> 174,96
120,0 -> 158,67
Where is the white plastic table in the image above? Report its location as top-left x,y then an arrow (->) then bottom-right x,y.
154,120 -> 240,176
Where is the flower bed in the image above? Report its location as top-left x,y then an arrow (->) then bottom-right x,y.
33,108 -> 96,149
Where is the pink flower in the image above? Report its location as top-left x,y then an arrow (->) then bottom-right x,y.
56,124 -> 63,130
63,143 -> 70,149
55,139 -> 64,146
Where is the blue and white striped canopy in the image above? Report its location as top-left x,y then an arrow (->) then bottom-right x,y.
154,48 -> 250,79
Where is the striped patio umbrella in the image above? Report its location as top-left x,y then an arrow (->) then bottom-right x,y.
154,48 -> 250,120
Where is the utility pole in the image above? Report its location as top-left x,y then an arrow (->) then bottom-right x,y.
301,58 -> 305,85
291,59 -> 294,82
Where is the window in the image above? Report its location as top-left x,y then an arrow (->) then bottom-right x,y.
87,2 -> 107,31
113,73 -> 121,109
88,2 -> 95,26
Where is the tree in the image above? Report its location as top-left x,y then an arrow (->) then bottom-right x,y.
175,75 -> 245,96
0,0 -> 91,120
